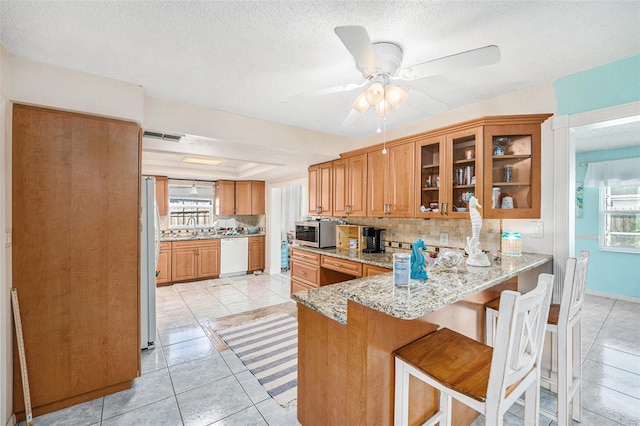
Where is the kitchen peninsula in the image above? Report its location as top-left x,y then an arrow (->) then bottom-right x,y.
291,246 -> 552,426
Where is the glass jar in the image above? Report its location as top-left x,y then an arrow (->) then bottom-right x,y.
393,253 -> 410,287
503,165 -> 513,182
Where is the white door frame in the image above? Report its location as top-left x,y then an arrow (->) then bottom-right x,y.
552,101 -> 640,300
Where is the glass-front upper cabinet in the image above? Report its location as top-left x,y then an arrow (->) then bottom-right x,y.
416,127 -> 483,218
483,124 -> 542,219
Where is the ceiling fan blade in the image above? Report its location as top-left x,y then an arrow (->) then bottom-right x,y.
279,79 -> 369,103
395,45 -> 500,81
405,87 -> 450,115
334,25 -> 381,76
342,108 -> 363,127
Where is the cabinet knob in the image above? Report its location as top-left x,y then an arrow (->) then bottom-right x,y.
334,262 -> 342,267
300,271 -> 307,276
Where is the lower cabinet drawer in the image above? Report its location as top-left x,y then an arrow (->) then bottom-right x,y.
291,279 -> 314,294
290,248 -> 321,265
363,264 -> 392,277
291,259 -> 320,287
321,256 -> 363,277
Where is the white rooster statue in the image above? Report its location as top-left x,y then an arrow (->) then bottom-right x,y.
465,197 -> 491,267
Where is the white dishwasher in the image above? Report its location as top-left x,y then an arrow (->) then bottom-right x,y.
220,237 -> 249,277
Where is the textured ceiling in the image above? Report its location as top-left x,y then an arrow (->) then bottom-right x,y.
1,1 -> 639,179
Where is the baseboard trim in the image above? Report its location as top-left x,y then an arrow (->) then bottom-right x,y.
586,289 -> 639,303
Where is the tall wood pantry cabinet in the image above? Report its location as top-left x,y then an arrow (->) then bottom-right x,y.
12,105 -> 140,419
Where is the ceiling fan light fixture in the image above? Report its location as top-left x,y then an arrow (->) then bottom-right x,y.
352,92 -> 370,113
385,85 -> 408,109
375,98 -> 391,117
365,82 -> 385,105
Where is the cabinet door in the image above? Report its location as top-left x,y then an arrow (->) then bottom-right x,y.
416,135 -> 444,218
234,181 -> 252,215
250,181 -> 265,214
483,124 -> 541,219
367,150 -> 388,216
248,236 -> 265,272
215,180 -> 236,215
308,165 -> 319,215
198,243 -> 221,278
308,162 -> 333,216
387,142 -> 415,217
171,247 -> 198,281
446,127 -> 483,218
333,158 -> 348,216
348,154 -> 368,217
156,244 -> 172,285
155,176 -> 168,216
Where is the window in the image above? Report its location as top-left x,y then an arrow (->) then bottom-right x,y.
168,184 -> 214,228
600,184 -> 640,253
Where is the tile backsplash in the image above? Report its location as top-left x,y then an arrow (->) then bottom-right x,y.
337,216 -> 502,255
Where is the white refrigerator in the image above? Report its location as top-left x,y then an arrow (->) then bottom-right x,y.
141,177 -> 160,349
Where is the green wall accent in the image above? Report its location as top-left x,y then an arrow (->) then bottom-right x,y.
575,146 -> 640,298
554,55 -> 640,115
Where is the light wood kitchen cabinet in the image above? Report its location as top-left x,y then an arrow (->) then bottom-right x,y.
333,153 -> 367,217
215,180 -> 236,215
367,142 -> 415,217
216,180 -> 265,215
156,242 -> 172,285
12,104 -> 140,418
415,126 -> 484,218
289,248 -> 342,295
308,161 -> 333,216
248,235 -> 265,272
321,255 -> 363,277
236,180 -> 265,215
363,264 -> 392,277
154,176 -> 168,216
171,239 -> 220,282
483,118 -> 548,219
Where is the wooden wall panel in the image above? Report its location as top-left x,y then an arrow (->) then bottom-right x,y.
12,104 -> 140,418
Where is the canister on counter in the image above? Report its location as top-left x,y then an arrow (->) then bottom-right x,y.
501,232 -> 522,256
393,253 -> 410,287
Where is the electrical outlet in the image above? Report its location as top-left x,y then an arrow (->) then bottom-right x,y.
439,232 -> 449,245
531,221 -> 544,238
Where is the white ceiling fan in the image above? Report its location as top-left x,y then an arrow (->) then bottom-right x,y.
282,25 -> 500,124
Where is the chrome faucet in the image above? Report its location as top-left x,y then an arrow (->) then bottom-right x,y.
186,217 -> 197,237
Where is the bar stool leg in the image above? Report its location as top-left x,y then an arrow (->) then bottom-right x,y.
558,323 -> 570,425
524,379 -> 541,426
394,358 -> 410,426
572,319 -> 582,422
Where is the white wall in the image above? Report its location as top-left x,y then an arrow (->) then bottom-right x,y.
9,56 -> 144,124
143,96 -> 353,158
1,43 -> 14,426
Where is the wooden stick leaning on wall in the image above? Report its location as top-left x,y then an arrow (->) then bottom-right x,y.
11,288 -> 34,426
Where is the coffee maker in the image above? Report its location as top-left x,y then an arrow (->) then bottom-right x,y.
362,227 -> 384,253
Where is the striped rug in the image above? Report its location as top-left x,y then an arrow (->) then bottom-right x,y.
218,313 -> 298,407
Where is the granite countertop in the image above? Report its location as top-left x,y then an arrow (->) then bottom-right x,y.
161,233 -> 265,242
292,252 -> 552,325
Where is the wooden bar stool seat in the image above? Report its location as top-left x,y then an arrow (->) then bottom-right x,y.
484,251 -> 590,424
394,274 -> 554,426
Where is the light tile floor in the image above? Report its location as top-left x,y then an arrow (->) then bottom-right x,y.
20,275 -> 640,425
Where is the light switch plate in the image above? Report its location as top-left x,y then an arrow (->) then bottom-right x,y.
531,221 -> 544,238
439,232 -> 449,245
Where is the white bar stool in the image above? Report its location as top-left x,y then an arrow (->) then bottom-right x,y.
394,273 -> 553,426
485,251 -> 590,424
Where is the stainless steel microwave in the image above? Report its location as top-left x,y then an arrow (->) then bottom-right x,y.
294,221 -> 338,248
